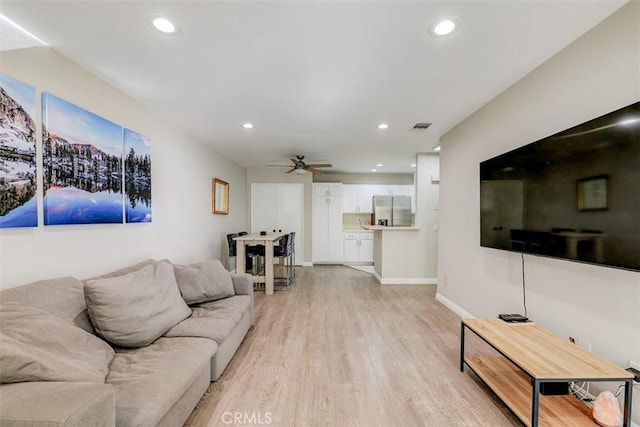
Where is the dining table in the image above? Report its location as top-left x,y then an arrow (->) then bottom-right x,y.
234,232 -> 285,295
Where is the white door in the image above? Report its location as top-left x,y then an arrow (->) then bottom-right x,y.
313,196 -> 330,261
328,196 -> 343,261
251,183 -> 304,264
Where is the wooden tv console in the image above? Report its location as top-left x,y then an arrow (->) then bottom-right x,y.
460,318 -> 634,427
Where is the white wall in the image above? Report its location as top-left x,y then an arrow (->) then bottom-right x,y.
415,153 -> 439,280
0,47 -> 247,288
438,3 -> 639,422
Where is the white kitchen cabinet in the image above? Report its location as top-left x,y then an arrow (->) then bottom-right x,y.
313,183 -> 342,197
343,185 -> 375,213
313,183 -> 343,263
343,184 -> 415,213
342,185 -> 359,213
343,231 -> 374,263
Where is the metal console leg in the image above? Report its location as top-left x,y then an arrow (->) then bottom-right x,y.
623,379 -> 633,427
460,322 -> 466,372
531,380 -> 540,427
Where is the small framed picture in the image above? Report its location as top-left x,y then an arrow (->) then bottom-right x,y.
212,178 -> 229,215
577,175 -> 608,211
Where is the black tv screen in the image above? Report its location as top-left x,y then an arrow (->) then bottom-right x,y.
480,101 -> 640,271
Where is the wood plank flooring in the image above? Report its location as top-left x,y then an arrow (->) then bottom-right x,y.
184,265 -> 522,426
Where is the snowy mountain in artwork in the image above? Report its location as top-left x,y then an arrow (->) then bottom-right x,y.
0,74 -> 37,228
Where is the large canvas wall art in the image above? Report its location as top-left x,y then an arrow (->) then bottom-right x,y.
0,74 -> 38,228
124,129 -> 152,223
42,93 -> 123,225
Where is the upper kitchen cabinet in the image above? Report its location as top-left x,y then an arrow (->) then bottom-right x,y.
313,183 -> 342,197
343,184 -> 414,213
343,185 -> 376,213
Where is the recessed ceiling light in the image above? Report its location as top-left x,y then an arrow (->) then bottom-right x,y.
433,145 -> 441,152
378,123 -> 389,130
371,169 -> 377,172
376,163 -> 383,167
242,123 -> 254,129
429,17 -> 460,37
150,16 -> 177,34
410,164 -> 417,167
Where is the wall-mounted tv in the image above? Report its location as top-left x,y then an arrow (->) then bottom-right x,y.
480,101 -> 639,271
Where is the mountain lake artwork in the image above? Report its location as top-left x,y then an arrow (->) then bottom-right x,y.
124,129 -> 152,223
0,73 -> 37,229
42,92 -> 124,225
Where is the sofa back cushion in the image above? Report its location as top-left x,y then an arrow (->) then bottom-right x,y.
84,260 -> 191,348
0,276 -> 95,334
87,259 -> 158,280
173,260 -> 235,305
0,302 -> 115,384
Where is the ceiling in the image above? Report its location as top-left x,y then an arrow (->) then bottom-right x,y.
0,1 -> 627,174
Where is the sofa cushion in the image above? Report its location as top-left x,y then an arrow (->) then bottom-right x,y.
0,303 -> 115,384
173,259 -> 235,304
106,337 -> 217,427
88,258 -> 158,280
164,295 -> 251,343
0,382 -> 116,426
0,276 -> 95,334
84,261 -> 191,348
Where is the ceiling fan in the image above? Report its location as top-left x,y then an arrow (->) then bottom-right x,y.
266,155 -> 333,174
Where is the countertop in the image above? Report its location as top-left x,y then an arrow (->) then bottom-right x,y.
362,225 -> 419,231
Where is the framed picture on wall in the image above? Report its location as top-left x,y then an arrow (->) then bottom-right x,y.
577,175 -> 608,211
213,178 -> 229,215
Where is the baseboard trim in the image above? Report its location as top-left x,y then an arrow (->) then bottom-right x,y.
302,262 -> 313,267
435,292 -> 475,319
374,273 -> 437,285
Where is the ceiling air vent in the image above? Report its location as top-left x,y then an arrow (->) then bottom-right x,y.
412,122 -> 432,130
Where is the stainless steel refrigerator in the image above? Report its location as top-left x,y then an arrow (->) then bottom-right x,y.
373,195 -> 412,226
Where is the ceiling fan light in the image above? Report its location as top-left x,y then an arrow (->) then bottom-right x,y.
151,17 -> 176,34
294,169 -> 307,175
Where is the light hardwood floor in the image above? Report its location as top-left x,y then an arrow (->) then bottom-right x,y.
184,265 -> 521,426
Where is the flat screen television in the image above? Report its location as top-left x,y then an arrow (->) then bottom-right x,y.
480,101 -> 640,271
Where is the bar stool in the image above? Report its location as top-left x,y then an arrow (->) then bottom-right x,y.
289,231 -> 296,279
226,233 -> 239,272
274,233 -> 294,290
238,231 -> 265,290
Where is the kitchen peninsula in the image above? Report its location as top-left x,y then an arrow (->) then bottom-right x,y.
364,225 -> 428,284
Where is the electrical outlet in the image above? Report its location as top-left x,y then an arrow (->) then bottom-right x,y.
443,274 -> 449,285
577,338 -> 592,352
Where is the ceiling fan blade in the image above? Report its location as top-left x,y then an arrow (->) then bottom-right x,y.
265,164 -> 291,168
306,166 -> 325,174
285,168 -> 295,174
305,163 -> 332,168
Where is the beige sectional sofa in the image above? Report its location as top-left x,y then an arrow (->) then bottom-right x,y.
0,259 -> 254,426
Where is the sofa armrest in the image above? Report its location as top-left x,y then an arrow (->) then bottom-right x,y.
0,382 -> 115,426
231,273 -> 253,295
